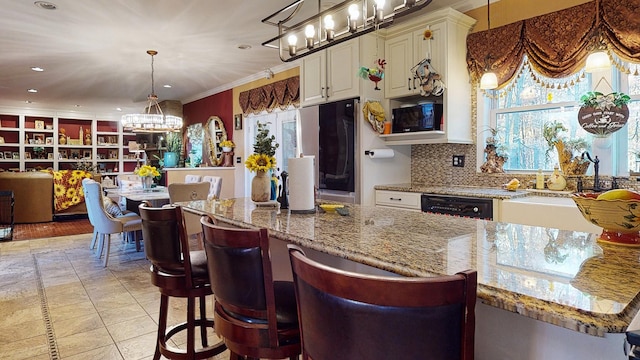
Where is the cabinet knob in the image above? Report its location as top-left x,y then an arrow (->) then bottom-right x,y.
325,86 -> 330,99
413,76 -> 418,90
321,87 -> 325,98
407,78 -> 412,91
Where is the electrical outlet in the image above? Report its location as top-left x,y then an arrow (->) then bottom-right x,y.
452,155 -> 465,167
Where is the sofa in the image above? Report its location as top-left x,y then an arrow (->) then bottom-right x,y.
0,171 -> 100,223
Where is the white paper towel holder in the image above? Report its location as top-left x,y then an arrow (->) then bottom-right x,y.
364,149 -> 394,159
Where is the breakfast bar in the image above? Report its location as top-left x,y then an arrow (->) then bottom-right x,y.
181,198 -> 639,359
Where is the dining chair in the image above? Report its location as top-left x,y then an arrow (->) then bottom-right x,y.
200,215 -> 301,360
82,178 -> 142,267
201,175 -> 222,199
168,182 -> 210,240
185,174 -> 202,183
139,203 -> 226,360
288,244 -> 477,360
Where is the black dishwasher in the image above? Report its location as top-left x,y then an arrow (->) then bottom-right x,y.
421,194 -> 493,220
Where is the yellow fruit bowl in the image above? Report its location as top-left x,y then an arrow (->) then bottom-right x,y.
572,192 -> 640,246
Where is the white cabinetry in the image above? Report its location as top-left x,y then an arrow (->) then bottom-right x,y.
375,190 -> 421,210
382,8 -> 475,145
301,40 -> 360,106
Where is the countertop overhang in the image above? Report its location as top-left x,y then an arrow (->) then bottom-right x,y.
181,197 -> 640,337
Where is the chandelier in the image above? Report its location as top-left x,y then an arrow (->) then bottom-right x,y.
262,0 -> 433,62
121,50 -> 183,133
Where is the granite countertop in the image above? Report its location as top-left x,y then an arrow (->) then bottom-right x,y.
181,198 -> 640,337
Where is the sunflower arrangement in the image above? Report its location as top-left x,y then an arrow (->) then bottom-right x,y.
135,164 -> 160,178
245,122 -> 279,172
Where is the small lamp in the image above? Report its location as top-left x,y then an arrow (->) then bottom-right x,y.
287,34 -> 297,57
480,71 -> 498,90
348,4 -> 359,33
585,50 -> 610,73
324,15 -> 335,42
305,24 -> 315,49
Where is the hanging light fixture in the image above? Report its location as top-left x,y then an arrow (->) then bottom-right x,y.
121,50 -> 183,133
584,0 -> 610,73
480,0 -> 498,90
262,0 -> 434,62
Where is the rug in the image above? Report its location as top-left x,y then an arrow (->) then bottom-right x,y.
10,217 -> 93,241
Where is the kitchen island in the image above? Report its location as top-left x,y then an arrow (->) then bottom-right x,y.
181,198 -> 639,359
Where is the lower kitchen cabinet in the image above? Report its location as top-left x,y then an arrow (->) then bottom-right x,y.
375,190 -> 421,210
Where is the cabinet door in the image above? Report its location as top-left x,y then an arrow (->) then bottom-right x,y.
301,51 -> 326,106
384,33 -> 415,98
327,40 -> 359,102
419,22 -> 446,83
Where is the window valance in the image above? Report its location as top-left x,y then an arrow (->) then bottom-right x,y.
467,0 -> 640,88
238,76 -> 300,115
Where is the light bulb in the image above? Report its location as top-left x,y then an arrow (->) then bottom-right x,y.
480,71 -> 498,90
348,4 -> 359,33
324,15 -> 335,41
585,51 -> 611,73
374,0 -> 385,23
305,24 -> 315,49
287,34 -> 297,57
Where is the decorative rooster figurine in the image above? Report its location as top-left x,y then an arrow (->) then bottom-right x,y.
359,58 -> 386,90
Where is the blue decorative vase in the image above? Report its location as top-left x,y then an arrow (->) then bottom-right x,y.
164,152 -> 178,168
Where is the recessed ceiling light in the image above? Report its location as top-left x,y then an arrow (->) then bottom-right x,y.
27,88 -> 37,93
74,105 -> 81,108
163,84 -> 172,88
25,100 -> 32,104
116,107 -> 122,111
237,44 -> 252,50
34,1 -> 57,10
31,67 -> 44,72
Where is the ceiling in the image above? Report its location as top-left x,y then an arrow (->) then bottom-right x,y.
0,0 -> 485,117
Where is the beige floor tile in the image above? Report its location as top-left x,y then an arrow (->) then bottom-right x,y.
91,291 -> 139,312
99,302 -> 148,326
53,312 -> 105,338
0,303 -> 42,327
117,331 -> 158,360
106,314 -> 157,342
0,334 -> 49,360
56,326 -> 114,358
64,344 -> 124,360
48,300 -> 97,323
44,283 -> 91,308
0,318 -> 45,343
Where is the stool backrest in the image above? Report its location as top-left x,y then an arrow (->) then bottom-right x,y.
288,245 -> 477,360
139,203 -> 191,278
202,175 -> 222,199
185,174 -> 202,183
168,182 -> 210,203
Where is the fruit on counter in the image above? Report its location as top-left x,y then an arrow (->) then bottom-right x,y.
596,189 -> 640,200
505,178 -> 520,191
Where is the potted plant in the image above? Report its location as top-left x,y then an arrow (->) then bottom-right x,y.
245,122 -> 278,202
543,121 -> 590,175
480,126 -> 508,173
163,132 -> 182,168
220,139 -> 235,153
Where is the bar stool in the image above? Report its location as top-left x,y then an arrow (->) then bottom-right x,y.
139,203 -> 226,360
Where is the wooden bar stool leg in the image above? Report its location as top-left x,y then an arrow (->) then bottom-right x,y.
155,294 -> 169,360
199,295 -> 208,347
187,296 -> 196,356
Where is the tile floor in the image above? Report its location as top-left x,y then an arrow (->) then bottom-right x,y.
0,233 -> 230,360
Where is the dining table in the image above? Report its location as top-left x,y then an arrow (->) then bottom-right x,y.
179,197 -> 640,359
106,186 -> 170,213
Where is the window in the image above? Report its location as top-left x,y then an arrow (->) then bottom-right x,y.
487,57 -> 640,175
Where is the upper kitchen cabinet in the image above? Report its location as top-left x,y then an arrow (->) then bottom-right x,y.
382,8 -> 476,145
301,39 -> 360,107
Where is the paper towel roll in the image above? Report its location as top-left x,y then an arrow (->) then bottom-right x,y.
367,149 -> 394,159
288,157 -> 315,212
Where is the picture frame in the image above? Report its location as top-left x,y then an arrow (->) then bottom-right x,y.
33,133 -> 45,144
97,136 -> 105,145
234,113 -> 243,130
47,152 -> 54,159
82,150 -> 92,159
45,137 -> 53,145
108,149 -> 118,159
58,150 -> 67,159
24,152 -> 31,159
4,151 -> 12,159
12,152 -> 19,159
0,136 -> 4,144
70,149 -> 80,160
35,120 -> 44,130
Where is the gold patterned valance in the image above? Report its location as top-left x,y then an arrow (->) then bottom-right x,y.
467,0 -> 640,88
239,76 -> 300,115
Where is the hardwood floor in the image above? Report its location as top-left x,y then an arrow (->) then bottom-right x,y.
10,217 -> 94,241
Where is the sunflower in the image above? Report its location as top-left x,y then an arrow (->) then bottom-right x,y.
245,153 -> 276,172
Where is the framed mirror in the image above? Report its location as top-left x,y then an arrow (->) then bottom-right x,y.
204,116 -> 227,166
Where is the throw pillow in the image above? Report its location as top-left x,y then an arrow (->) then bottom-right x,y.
102,197 -> 123,217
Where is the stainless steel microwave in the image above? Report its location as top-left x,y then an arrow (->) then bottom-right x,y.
391,103 -> 443,133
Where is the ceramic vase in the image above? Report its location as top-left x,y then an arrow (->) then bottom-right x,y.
251,170 -> 271,202
141,176 -> 153,189
164,152 -> 178,168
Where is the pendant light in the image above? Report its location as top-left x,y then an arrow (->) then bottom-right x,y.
584,0 -> 610,73
480,0 -> 498,90
121,50 -> 183,133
